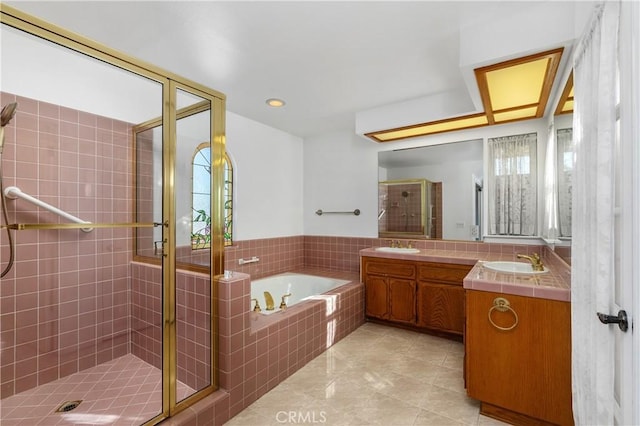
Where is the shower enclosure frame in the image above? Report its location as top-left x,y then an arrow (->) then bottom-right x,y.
0,5 -> 225,424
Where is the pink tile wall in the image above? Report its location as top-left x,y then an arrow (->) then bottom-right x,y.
131,262 -> 212,391
167,270 -> 364,426
0,92 -> 133,399
224,236 -> 304,279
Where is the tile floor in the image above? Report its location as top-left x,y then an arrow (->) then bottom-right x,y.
226,322 -> 509,425
0,323 -> 510,425
0,354 -> 194,426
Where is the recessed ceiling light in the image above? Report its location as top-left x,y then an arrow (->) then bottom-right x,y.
266,98 -> 285,107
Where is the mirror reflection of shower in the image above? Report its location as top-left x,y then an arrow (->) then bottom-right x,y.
401,190 -> 411,230
0,102 -> 18,277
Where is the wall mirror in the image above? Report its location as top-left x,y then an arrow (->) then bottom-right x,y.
378,139 -> 483,241
378,179 -> 432,239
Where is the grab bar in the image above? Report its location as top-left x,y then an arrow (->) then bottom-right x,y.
315,209 -> 360,216
4,186 -> 93,232
238,256 -> 259,265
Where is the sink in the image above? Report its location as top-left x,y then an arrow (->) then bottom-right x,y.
375,247 -> 420,254
482,261 -> 549,275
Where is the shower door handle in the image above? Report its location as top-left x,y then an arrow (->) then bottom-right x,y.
154,240 -> 167,257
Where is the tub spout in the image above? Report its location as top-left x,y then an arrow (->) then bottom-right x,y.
264,291 -> 275,310
280,293 -> 292,310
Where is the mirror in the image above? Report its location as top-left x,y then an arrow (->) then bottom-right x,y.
378,179 -> 435,239
378,139 -> 483,241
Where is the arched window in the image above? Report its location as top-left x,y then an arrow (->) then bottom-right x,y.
192,144 -> 233,248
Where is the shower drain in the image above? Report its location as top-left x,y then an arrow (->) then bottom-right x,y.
55,400 -> 82,413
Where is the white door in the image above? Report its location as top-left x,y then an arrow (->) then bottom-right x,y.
607,3 -> 639,424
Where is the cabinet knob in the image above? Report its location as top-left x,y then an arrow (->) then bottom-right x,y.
488,297 -> 519,331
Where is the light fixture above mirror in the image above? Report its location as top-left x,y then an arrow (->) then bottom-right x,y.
366,48 -> 564,143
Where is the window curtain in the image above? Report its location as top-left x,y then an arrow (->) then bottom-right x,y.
487,133 -> 537,236
543,123 -> 559,240
557,128 -> 574,237
571,2 -> 620,425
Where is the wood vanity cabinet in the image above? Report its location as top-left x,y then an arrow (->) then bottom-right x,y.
416,262 -> 471,336
363,257 -> 416,324
465,289 -> 573,426
362,257 -> 471,336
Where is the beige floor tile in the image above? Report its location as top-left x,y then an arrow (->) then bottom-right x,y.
232,322 -> 487,426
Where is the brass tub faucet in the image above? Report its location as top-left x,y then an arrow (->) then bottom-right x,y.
280,293 -> 292,310
264,291 -> 275,310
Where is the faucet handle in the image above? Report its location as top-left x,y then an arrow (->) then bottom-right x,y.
251,298 -> 262,312
280,293 -> 292,310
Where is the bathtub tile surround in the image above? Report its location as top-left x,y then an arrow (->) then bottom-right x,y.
0,91 -> 134,399
165,269 -> 364,425
224,236 -> 304,279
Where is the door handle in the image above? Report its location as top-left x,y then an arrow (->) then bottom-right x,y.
597,310 -> 629,332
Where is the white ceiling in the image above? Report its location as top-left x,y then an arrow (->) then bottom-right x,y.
4,1 -> 593,139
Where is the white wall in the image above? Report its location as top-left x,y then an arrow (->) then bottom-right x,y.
226,111 -> 304,240
303,119 -> 549,238
303,129 -> 378,236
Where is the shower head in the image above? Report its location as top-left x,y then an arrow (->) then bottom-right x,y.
401,191 -> 410,198
0,102 -> 18,154
1,103 -> 17,127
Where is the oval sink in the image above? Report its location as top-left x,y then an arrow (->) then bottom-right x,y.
482,261 -> 549,275
375,247 -> 420,254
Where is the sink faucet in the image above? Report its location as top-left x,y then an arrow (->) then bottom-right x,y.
516,253 -> 545,271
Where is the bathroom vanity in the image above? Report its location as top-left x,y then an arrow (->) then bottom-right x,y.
361,255 -> 472,338
360,245 -> 573,425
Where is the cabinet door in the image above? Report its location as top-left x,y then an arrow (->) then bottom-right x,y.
388,278 -> 416,324
417,281 -> 464,334
465,290 -> 573,426
365,275 -> 389,319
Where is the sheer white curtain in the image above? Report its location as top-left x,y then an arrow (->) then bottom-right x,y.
571,2 -> 620,425
557,128 -> 574,237
543,123 -> 559,240
487,133 -> 537,236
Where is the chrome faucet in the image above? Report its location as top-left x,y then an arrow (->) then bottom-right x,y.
516,253 -> 544,271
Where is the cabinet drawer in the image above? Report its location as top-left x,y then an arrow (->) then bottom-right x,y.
418,262 -> 472,283
365,260 -> 416,279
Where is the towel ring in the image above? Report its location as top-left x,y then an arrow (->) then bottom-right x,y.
488,297 -> 519,331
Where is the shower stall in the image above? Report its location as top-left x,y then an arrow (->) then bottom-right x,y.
0,6 -> 224,425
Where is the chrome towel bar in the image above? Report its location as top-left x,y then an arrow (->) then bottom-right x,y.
315,209 -> 360,216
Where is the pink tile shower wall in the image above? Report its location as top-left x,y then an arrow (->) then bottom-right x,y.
131,262 -> 212,391
0,92 -> 133,399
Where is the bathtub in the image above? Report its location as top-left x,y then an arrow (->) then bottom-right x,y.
250,272 -> 350,314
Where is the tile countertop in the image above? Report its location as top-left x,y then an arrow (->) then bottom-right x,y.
359,247 -> 571,302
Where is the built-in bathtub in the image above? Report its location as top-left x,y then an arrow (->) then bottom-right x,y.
250,272 -> 351,313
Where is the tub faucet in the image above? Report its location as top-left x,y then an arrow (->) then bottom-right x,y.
264,291 -> 275,310
280,293 -> 292,310
251,298 -> 262,312
516,253 -> 544,271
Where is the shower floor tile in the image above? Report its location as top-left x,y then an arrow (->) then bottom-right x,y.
0,354 -> 194,426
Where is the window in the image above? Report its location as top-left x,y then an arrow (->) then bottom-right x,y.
488,132 -> 537,236
191,144 -> 233,248
556,128 -> 573,237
